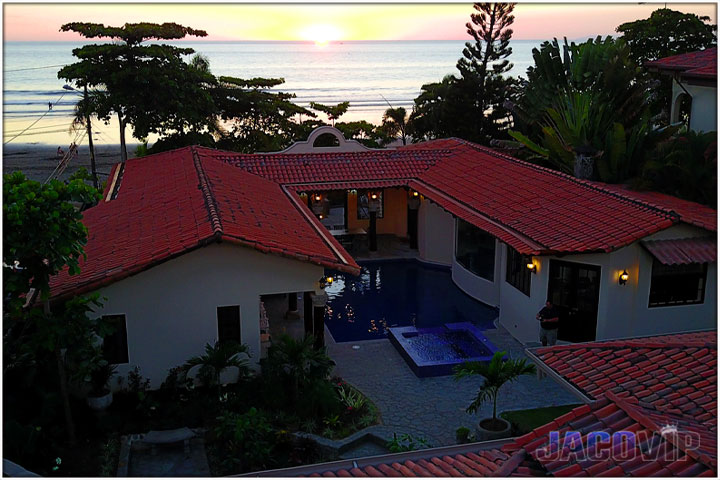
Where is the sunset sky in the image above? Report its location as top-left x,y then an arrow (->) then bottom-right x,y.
3,3 -> 717,42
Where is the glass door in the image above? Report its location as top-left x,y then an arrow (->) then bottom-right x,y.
547,260 -> 601,342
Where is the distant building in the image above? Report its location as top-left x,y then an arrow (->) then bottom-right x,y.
50,128 -> 717,386
647,48 -> 717,132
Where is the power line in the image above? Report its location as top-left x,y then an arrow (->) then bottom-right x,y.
5,63 -> 68,73
4,92 -> 68,145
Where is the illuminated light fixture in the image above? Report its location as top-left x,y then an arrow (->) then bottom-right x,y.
526,261 -> 537,273
314,194 -> 322,202
370,193 -> 378,200
318,214 -> 324,219
412,191 -> 419,197
619,270 -> 629,285
319,275 -> 334,288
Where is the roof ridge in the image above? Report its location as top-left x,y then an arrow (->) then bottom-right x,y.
536,339 -> 716,354
605,390 -> 717,470
191,147 -> 223,238
448,138 -> 681,225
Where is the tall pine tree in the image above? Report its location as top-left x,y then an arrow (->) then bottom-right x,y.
411,3 -> 519,144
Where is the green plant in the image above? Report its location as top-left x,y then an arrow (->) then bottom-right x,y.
184,341 -> 251,387
386,433 -> 430,453
322,414 -> 341,429
337,384 -> 366,411
264,334 -> 334,405
127,366 -> 150,393
299,418 -> 316,434
456,426 -> 471,444
99,437 -> 120,477
454,351 -> 536,430
214,407 -> 275,472
89,363 -> 117,396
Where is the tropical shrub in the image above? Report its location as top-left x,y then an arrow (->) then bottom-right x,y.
386,433 -> 430,453
639,130 -> 717,206
509,36 -> 678,182
213,407 -> 275,472
184,341 -> 251,387
454,351 -> 536,431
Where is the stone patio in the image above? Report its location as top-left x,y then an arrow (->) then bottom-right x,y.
326,323 -> 580,448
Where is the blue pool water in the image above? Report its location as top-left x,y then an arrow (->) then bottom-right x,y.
324,259 -> 498,342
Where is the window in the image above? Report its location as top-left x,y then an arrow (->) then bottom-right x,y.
217,305 -> 241,344
649,262 -> 707,307
102,315 -> 129,364
357,190 -> 384,219
506,246 -> 531,296
455,219 -> 496,281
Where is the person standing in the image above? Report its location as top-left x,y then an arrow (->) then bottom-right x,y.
536,301 -> 560,346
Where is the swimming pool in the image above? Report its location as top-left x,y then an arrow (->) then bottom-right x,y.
324,259 -> 498,342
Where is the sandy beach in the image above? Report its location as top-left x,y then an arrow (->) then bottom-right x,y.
3,143 -> 138,183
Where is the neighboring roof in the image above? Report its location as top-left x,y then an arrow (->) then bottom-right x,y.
252,332 -> 717,478
529,331 -> 717,426
647,48 -> 718,80
590,183 -> 717,232
642,237 -> 717,265
506,390 -> 716,477
244,442 -> 541,477
49,147 -> 359,300
197,138 -> 718,256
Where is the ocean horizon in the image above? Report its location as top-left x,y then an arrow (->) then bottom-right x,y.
4,39 -> 547,146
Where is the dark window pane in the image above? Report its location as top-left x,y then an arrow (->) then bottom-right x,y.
102,315 -> 129,364
455,219 -> 495,281
649,262 -> 706,307
217,306 -> 241,344
505,246 -> 531,296
357,190 -> 384,219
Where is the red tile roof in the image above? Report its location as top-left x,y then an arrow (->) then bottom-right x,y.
198,139 -> 716,256
531,331 -> 717,427
642,237 -> 717,265
647,49 -> 717,80
507,390 -> 717,477
588,183 -> 717,232
49,147 -> 359,300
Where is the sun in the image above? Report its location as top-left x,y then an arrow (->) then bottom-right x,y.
300,24 -> 342,46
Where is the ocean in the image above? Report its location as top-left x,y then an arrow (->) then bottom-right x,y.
3,40 -> 543,146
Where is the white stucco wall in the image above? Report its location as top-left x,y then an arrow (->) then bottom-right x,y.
417,200 -> 454,265
498,224 -> 716,344
90,242 -> 323,388
452,235 -> 502,308
671,82 -> 717,133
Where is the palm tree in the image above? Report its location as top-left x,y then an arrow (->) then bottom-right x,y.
184,341 -> 251,387
265,334 -> 335,403
382,107 -> 410,145
70,86 -> 109,189
454,351 -> 536,430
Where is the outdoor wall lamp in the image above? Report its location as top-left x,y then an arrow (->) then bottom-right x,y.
526,261 -> 537,273
319,276 -> 334,288
619,270 -> 629,285
314,194 -> 322,202
412,191 -> 419,197
370,193 -> 378,200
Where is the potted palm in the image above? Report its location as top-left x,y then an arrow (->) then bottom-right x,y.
454,351 -> 536,441
86,362 -> 117,411
184,341 -> 251,388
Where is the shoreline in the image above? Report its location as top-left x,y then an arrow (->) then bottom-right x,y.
3,143 -> 138,183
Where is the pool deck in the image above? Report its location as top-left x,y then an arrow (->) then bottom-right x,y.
326,322 -> 580,448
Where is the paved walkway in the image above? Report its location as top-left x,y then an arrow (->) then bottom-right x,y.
327,324 -> 580,447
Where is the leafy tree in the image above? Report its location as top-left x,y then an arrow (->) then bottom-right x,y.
214,76 -> 316,153
381,107 -> 411,145
4,172 -> 103,445
309,101 -> 350,126
617,8 -> 716,65
58,22 -> 214,162
509,36 -> 678,181
617,9 -> 717,121
336,120 -> 387,148
411,3 -> 519,144
454,351 -> 535,429
69,86 -> 108,189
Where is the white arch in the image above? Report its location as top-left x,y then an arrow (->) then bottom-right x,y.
270,126 -> 382,153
